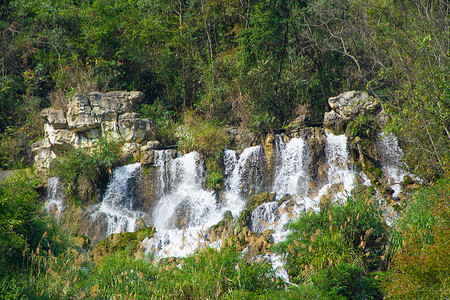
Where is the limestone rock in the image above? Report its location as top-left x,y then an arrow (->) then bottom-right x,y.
34,147 -> 57,171
263,133 -> 276,185
46,128 -> 76,151
67,94 -> 98,131
67,91 -> 145,132
118,113 -> 154,143
286,114 -> 311,137
147,140 -> 160,149
135,168 -> 159,213
40,108 -> 67,129
101,121 -> 120,139
140,149 -> 155,167
33,91 -> 155,173
122,142 -> 141,161
324,91 -> 382,134
225,126 -> 260,149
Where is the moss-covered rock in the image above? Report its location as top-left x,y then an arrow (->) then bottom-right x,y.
92,227 -> 155,263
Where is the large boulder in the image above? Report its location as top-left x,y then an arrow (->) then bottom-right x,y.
118,113 -> 154,143
67,91 -> 145,132
40,108 -> 67,129
324,91 -> 382,134
67,94 -> 98,131
45,124 -> 76,151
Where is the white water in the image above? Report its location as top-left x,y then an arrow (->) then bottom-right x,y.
251,133 -> 359,242
376,133 -> 409,197
314,132 -> 357,202
46,177 -> 64,219
272,136 -> 308,200
224,146 -> 264,218
144,151 -> 226,258
94,162 -> 144,235
144,147 -> 269,258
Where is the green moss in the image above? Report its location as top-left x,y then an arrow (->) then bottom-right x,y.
246,192 -> 276,211
93,227 -> 156,258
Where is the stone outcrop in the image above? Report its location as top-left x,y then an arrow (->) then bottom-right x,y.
32,91 -> 154,173
324,91 -> 382,134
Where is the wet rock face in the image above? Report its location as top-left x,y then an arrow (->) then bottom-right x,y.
324,91 -> 382,134
33,91 -> 154,173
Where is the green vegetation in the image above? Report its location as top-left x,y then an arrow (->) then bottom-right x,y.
50,137 -> 123,204
1,171 -> 449,298
275,187 -> 387,299
2,0 -> 448,179
1,0 -> 449,298
384,178 -> 450,299
177,110 -> 229,190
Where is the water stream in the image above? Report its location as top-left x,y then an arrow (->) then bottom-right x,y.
93,162 -> 143,235
46,130 -> 407,272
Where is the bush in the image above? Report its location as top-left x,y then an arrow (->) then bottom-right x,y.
384,179 -> 450,299
275,187 -> 387,297
140,100 -> 177,145
51,137 -> 123,204
177,110 -> 229,158
177,110 -> 229,191
0,171 -> 43,269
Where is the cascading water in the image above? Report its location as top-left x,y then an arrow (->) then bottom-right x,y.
152,151 -> 218,229
144,151 -> 226,258
314,132 -> 358,202
46,177 -> 64,219
145,147 -> 267,258
272,136 -> 308,200
224,146 -> 265,217
376,133 -> 409,197
250,133 -> 360,242
249,136 -> 312,242
94,162 -> 143,235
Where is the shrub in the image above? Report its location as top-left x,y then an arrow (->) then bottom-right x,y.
177,110 -> 229,158
51,137 -> 123,204
275,187 -> 387,298
384,179 -> 450,299
0,171 -> 43,269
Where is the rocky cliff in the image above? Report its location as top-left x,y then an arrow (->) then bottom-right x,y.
32,91 -> 155,172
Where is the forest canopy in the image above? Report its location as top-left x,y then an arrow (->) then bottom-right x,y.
1,0 -> 449,175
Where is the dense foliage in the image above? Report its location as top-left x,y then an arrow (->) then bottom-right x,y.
2,0 -> 448,180
1,0 -> 449,298
50,137 -> 123,204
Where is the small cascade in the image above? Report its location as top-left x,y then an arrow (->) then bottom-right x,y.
145,151 -> 226,258
314,133 -> 357,203
249,136 -> 311,244
223,146 -> 265,217
46,177 -> 64,218
272,136 -> 308,200
376,133 -> 409,197
94,162 -> 143,235
152,151 -> 218,229
249,202 -> 279,233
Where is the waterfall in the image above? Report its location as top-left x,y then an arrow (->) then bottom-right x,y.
94,162 -> 143,235
152,151 -> 218,229
376,133 -> 409,197
314,132 -> 357,201
251,133 -> 359,243
46,177 -> 64,218
272,136 -> 308,200
145,151 -> 226,258
223,146 -> 265,217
